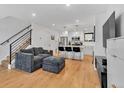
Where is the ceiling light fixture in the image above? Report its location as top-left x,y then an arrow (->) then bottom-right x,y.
66,4 -> 70,7
65,31 -> 68,34
52,24 -> 56,26
32,13 -> 36,17
76,19 -> 79,23
75,32 -> 78,34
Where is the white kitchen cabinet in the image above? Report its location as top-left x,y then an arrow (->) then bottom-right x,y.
107,36 -> 124,88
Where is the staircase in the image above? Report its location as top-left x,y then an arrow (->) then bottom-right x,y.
0,39 -> 31,70
0,37 -> 31,69
0,26 -> 32,70
1,56 -> 10,68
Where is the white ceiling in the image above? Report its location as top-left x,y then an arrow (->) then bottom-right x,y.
0,4 -> 109,31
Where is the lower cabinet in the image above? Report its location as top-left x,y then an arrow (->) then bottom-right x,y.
107,37 -> 124,88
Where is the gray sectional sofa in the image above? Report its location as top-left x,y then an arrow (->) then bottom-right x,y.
15,47 -> 51,73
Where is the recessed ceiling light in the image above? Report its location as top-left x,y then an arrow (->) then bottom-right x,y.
76,19 -> 79,23
65,31 -> 68,34
66,4 -> 70,7
52,24 -> 56,26
32,13 -> 36,17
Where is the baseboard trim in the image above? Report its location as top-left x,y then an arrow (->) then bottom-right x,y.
8,64 -> 11,70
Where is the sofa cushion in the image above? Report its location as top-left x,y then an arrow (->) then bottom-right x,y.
33,47 -> 44,56
43,50 -> 49,54
38,54 -> 51,58
20,48 -> 34,55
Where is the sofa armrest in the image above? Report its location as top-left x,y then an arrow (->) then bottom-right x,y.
15,52 -> 34,72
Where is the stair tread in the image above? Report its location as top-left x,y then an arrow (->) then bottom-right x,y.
0,39 -> 30,69
1,59 -> 9,68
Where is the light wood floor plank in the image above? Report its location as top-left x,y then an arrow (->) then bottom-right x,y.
0,55 -> 100,88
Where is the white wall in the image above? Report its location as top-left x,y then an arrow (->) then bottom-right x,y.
106,5 -> 124,36
0,19 -> 59,62
0,16 -> 30,44
32,23 -> 59,51
0,16 -> 30,62
105,5 -> 124,88
94,5 -> 124,88
95,13 -> 106,56
95,5 -> 124,56
0,17 -> 60,63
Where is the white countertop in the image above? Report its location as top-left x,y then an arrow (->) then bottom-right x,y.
59,45 -> 86,48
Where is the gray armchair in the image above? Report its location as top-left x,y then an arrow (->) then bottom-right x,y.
15,52 -> 34,72
15,47 -> 51,73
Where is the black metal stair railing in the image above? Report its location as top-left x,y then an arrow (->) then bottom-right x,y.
0,25 -> 31,45
10,28 -> 32,64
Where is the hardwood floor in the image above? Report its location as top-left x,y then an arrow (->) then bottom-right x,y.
0,55 -> 100,88
0,65 -> 7,71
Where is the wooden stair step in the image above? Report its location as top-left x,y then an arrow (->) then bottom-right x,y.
1,38 -> 31,68
1,60 -> 9,68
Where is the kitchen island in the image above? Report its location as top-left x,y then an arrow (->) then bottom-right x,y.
58,45 -> 85,60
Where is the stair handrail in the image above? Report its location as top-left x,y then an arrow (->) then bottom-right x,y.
0,24 -> 31,45
9,29 -> 32,64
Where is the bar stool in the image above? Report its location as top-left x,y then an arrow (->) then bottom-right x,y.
58,47 -> 65,58
65,47 -> 73,59
73,47 -> 82,60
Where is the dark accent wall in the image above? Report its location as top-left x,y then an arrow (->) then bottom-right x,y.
115,15 -> 121,37
103,12 -> 115,48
